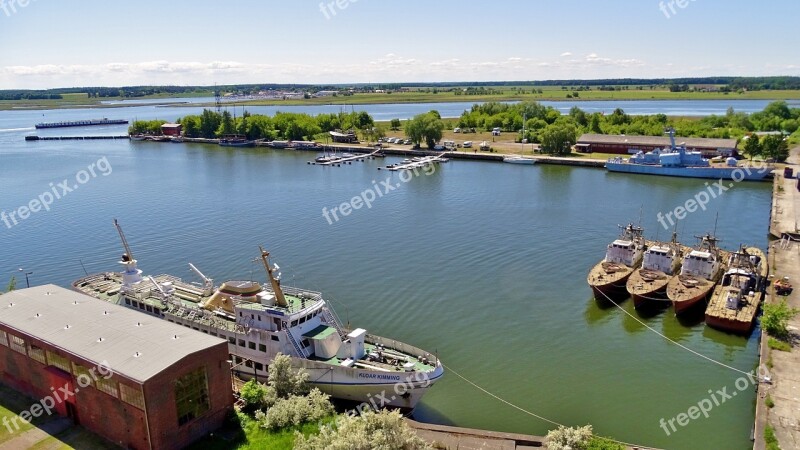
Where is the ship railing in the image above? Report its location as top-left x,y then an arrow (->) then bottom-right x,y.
366,334 -> 439,369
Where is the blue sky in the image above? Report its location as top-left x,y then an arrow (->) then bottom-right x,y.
0,0 -> 798,89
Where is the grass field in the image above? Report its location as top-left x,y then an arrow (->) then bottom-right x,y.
186,412 -> 334,450
2,86 -> 799,111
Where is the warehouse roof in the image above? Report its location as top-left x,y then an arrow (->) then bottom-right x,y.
0,285 -> 226,383
577,134 -> 737,149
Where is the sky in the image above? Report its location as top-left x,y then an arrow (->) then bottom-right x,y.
0,0 -> 798,89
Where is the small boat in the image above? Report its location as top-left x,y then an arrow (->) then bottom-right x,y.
627,232 -> 685,309
705,246 -> 767,334
587,224 -> 646,300
667,234 -> 729,314
503,156 -> 536,165
774,277 -> 793,296
170,136 -> 184,143
219,134 -> 255,147
130,134 -> 147,141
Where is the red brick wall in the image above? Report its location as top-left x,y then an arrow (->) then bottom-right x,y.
143,342 -> 233,450
0,329 -> 232,450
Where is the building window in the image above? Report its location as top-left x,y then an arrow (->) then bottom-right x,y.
248,342 -> 256,350
96,377 -> 118,398
72,362 -> 95,387
238,339 -> 245,348
0,330 -> 7,347
259,344 -> 267,352
175,368 -> 210,426
46,351 -> 71,373
29,345 -> 47,364
228,337 -> 235,345
120,384 -> 145,410
255,363 -> 264,371
10,335 -> 26,355
125,298 -> 131,305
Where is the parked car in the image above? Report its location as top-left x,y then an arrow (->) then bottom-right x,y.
453,127 -> 461,133
492,127 -> 501,136
463,141 -> 472,148
403,139 -> 412,145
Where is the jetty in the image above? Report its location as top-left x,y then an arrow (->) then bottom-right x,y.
308,149 -> 383,166
382,152 -> 450,171
754,146 -> 800,450
34,118 -> 128,129
25,135 -> 129,141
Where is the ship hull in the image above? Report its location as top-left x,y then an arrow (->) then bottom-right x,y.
627,269 -> 672,309
667,282 -> 714,314
605,162 -> 771,181
704,314 -> 754,335
237,362 -> 443,410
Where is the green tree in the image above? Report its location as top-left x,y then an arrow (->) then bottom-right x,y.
268,353 -> 309,399
390,118 -> 402,131
741,135 -> 761,160
199,109 -> 222,138
763,299 -> 799,340
589,114 -> 603,134
545,425 -> 593,450
569,107 -> 588,127
761,134 -> 790,162
540,123 -> 578,155
405,111 -> 444,149
218,110 -> 235,137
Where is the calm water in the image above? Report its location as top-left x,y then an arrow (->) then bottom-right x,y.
0,108 -> 773,449
6,99 -> 799,129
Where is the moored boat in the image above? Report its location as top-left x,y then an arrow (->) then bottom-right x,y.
72,221 -> 443,410
627,232 -> 685,308
605,128 -> 772,181
220,134 -> 255,147
503,156 -> 537,165
587,224 -> 646,300
667,234 -> 729,314
705,246 -> 767,334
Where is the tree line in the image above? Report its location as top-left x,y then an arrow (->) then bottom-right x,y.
130,109 -> 376,142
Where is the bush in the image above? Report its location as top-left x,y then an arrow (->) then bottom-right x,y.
766,395 -> 775,408
268,353 -> 309,399
763,299 -> 800,340
586,436 -> 625,450
239,379 -> 275,412
256,388 -> 333,431
294,409 -> 431,450
546,425 -> 593,450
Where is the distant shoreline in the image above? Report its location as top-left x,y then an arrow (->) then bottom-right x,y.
3,89 -> 800,111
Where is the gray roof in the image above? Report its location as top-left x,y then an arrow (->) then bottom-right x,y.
577,134 -> 737,149
0,285 -> 226,383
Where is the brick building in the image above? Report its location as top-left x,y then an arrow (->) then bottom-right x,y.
576,134 -> 738,157
0,285 -> 233,450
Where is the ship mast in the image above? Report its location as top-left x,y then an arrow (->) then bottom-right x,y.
114,219 -> 142,288
259,246 -> 288,307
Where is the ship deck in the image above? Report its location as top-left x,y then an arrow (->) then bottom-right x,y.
705,287 -> 761,327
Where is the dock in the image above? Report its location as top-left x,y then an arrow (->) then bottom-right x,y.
381,152 -> 450,171
25,135 -> 129,141
754,146 -> 800,450
307,149 -> 383,166
34,118 -> 128,129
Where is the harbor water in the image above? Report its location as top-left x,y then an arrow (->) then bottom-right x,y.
0,107 -> 773,449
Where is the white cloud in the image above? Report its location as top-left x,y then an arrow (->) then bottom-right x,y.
2,54 -> 797,89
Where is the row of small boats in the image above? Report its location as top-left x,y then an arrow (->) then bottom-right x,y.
587,224 -> 768,334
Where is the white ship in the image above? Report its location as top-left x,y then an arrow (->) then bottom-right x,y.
72,221 -> 443,409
